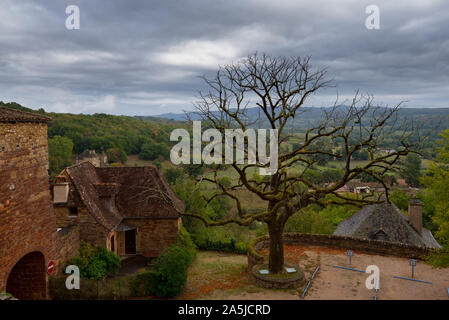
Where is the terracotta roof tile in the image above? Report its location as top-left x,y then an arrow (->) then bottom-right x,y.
66,162 -> 122,231
65,162 -> 183,231
96,166 -> 184,219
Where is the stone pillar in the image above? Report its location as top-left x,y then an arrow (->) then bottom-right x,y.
408,199 -> 423,235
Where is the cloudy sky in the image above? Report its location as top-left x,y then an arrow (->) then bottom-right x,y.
0,0 -> 448,115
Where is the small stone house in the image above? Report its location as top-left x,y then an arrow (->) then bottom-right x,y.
53,161 -> 184,258
333,200 -> 441,248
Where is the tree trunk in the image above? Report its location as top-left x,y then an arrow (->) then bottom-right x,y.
268,221 -> 284,274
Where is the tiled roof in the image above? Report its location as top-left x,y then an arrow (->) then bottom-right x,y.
0,107 -> 51,123
65,162 -> 183,231
96,166 -> 184,219
66,162 -> 122,231
333,202 -> 441,248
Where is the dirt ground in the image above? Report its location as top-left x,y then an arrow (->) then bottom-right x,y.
179,248 -> 449,300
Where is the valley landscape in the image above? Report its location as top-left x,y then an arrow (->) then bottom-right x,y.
1,1 -> 448,315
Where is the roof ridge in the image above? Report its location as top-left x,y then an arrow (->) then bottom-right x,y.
66,160 -> 95,170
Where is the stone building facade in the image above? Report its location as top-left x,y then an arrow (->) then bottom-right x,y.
53,162 -> 183,258
75,149 -> 107,167
0,106 -> 183,299
0,107 -> 59,299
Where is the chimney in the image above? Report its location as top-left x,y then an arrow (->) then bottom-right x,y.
408,199 -> 423,235
53,175 -> 69,204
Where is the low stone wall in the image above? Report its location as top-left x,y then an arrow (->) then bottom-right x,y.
49,274 -> 137,300
56,224 -> 80,274
248,233 -> 434,271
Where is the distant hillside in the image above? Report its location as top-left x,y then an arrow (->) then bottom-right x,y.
0,101 -> 185,155
2,100 -> 447,158
152,106 -> 449,131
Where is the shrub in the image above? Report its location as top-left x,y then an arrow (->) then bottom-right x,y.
129,228 -> 198,298
320,204 -> 357,230
148,245 -> 191,297
164,167 -> 184,186
152,159 -> 162,170
389,190 -> 410,212
423,248 -> 449,268
140,142 -> 169,160
106,147 -> 127,164
175,226 -> 197,263
285,208 -> 333,235
67,241 -> 120,280
128,271 -> 153,297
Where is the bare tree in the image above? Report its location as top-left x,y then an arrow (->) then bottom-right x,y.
161,53 -> 420,274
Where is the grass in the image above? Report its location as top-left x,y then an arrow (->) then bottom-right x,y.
178,251 -> 252,299
178,251 -> 305,299
124,155 -> 175,171
124,154 -> 153,166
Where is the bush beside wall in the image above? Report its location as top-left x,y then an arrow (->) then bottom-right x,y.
51,227 -> 197,299
67,241 -> 121,280
144,227 -> 197,297
194,237 -> 247,254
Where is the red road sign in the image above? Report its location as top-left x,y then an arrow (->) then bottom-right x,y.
47,261 -> 55,274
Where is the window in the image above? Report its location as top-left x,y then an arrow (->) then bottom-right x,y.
110,235 -> 115,252
69,207 -> 78,217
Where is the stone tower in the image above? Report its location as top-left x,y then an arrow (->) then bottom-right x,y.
0,107 -> 58,299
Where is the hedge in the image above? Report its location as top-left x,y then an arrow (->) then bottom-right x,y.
194,237 -> 247,254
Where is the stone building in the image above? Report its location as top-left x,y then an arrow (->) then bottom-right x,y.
53,161 -> 183,258
0,107 -> 59,299
335,180 -> 384,194
333,200 -> 441,248
75,149 -> 107,167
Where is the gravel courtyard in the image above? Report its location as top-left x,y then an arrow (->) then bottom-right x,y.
179,247 -> 449,300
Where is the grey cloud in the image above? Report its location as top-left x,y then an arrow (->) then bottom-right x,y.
0,0 -> 448,115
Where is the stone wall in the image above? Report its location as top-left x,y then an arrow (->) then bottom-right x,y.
56,224 -> 80,270
124,217 -> 181,257
247,233 -> 434,270
54,206 -> 75,228
0,122 -> 59,298
78,207 -> 109,248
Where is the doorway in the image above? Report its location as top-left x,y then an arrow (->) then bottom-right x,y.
125,229 -> 136,254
